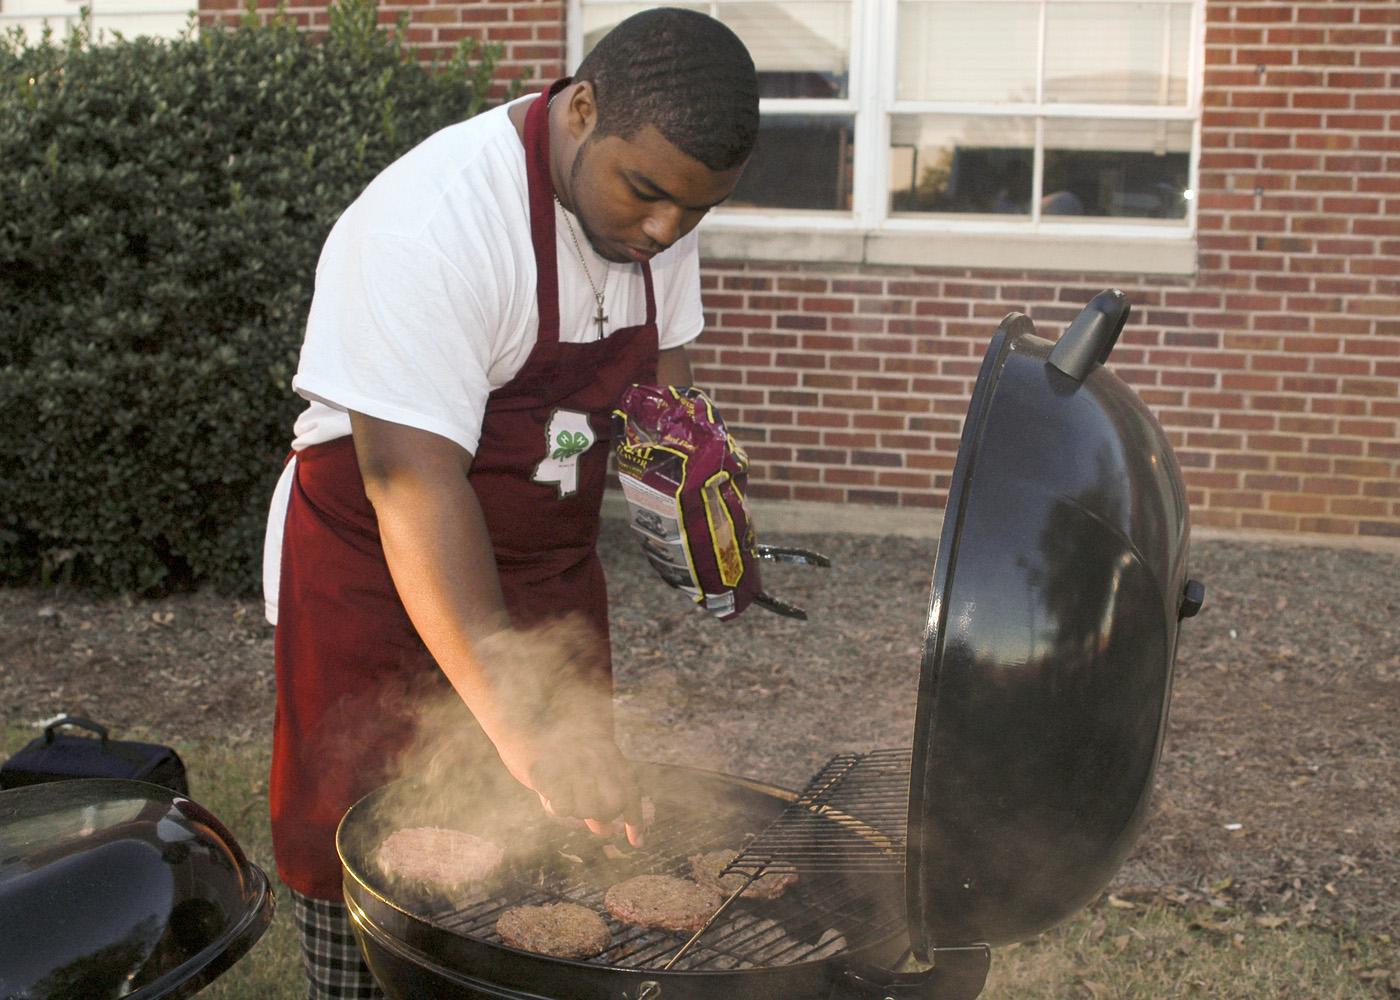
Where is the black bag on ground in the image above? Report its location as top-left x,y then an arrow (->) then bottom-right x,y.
0,716 -> 188,794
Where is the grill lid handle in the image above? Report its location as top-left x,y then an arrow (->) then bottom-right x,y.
1048,288 -> 1131,382
838,945 -> 991,1000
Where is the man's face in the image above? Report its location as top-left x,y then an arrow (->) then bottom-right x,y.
566,125 -> 745,265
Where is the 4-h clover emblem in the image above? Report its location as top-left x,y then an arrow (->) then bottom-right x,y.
532,409 -> 596,497
551,430 -> 591,461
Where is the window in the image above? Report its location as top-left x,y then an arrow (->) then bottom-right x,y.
570,0 -> 1203,272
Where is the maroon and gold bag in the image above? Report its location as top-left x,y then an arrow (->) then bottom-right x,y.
612,385 -> 828,621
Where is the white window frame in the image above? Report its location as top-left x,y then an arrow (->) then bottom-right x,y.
567,0 -> 1205,274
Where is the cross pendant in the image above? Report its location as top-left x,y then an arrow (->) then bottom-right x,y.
593,302 -> 608,338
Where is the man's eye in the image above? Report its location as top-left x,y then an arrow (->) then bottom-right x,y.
630,186 -> 662,203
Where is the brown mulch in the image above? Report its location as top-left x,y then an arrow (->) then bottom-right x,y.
2,518 -> 1397,936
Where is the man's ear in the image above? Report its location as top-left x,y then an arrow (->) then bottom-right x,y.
565,80 -> 598,141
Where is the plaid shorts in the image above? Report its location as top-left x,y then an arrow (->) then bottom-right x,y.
290,890 -> 386,1000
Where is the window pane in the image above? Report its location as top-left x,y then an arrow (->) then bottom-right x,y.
728,114 -> 854,210
889,114 -> 1034,215
718,2 -> 851,99
897,2 -> 1039,103
1042,119 -> 1191,218
1045,2 -> 1192,105
581,4 -> 708,53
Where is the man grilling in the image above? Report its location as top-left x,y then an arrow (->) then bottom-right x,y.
261,10 -> 759,997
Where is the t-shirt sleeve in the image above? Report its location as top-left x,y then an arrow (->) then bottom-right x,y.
654,227 -> 704,352
292,229 -> 496,455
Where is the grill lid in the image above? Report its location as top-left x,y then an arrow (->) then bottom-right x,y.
905,291 -> 1204,956
0,778 -> 274,1000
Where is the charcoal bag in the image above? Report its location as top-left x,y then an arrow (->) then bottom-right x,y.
613,385 -> 829,621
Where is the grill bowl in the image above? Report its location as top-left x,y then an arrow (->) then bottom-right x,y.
338,762 -> 911,1000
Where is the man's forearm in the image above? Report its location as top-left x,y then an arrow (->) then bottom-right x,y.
347,411 -> 639,830
349,413 -> 518,741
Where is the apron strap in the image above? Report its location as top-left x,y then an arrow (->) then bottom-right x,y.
525,77 -> 572,346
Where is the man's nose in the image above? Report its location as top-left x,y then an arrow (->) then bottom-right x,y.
641,203 -> 685,250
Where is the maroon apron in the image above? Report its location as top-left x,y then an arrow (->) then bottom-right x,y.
270,77 -> 659,899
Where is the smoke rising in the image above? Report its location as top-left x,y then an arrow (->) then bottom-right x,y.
351,613 -> 633,899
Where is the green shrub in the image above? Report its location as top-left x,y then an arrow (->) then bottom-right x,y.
0,2 -> 520,593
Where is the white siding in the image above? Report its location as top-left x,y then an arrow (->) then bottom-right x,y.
2,0 -> 193,42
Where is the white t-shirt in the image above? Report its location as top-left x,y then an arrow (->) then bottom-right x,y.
262,94 -> 705,623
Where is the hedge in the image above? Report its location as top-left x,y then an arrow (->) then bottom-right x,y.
1,2 -> 519,593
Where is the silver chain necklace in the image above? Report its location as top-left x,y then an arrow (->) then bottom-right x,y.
555,195 -> 610,339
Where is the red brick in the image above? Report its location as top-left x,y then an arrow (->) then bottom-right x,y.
1311,397 -> 1370,417
744,366 -> 800,386
1296,6 -> 1356,24
775,314 -> 829,332
828,317 -> 886,334
1307,437 -> 1367,456
1234,88 -> 1298,111
777,277 -> 829,293
749,294 -> 801,311
1359,7 -> 1400,25
833,279 -> 884,295
1363,479 -> 1400,499
1260,153 -> 1324,173
1209,486 -> 1272,510
1338,417 -> 1394,436
1268,494 -> 1328,514
1357,91 -> 1400,109
802,297 -> 855,314
1298,46 -> 1358,68
1234,132 -> 1298,152
1239,511 -> 1297,531
723,275 -> 773,291
1312,358 -> 1371,377
1298,516 -> 1361,534
1329,27 -> 1389,46
1332,497 -> 1392,517
1282,411 -> 1332,431
1276,455 -> 1332,474
509,5 -> 561,22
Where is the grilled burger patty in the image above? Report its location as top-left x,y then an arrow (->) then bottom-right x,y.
496,902 -> 613,959
376,827 -> 505,888
604,875 -> 723,934
688,848 -> 799,901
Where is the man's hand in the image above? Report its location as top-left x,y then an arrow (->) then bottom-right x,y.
471,618 -> 648,847
493,724 -> 647,847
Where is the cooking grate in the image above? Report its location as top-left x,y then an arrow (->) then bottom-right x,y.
725,747 -> 911,878
395,750 -> 912,972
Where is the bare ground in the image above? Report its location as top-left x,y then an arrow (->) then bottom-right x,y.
3,517 -> 1397,939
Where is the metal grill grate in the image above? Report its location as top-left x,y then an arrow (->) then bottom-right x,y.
394,751 -> 913,972
726,748 -> 912,878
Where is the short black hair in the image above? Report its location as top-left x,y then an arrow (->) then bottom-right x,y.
574,8 -> 759,173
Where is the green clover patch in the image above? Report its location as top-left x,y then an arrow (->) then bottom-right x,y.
551,430 -> 591,461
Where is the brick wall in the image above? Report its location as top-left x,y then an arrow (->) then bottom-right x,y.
694,0 -> 1400,539
198,0 -> 1400,537
199,0 -> 564,93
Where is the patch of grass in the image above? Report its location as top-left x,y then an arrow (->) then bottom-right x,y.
174,735 -> 301,1000
983,900 -> 1396,999
3,724 -> 1394,999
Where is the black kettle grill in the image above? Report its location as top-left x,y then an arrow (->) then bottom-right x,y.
0,778 -> 274,1000
336,289 -> 1207,1000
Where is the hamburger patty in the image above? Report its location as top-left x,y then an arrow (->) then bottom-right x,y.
604,875 -> 723,934
496,902 -> 612,959
376,827 -> 505,889
688,848 -> 799,901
